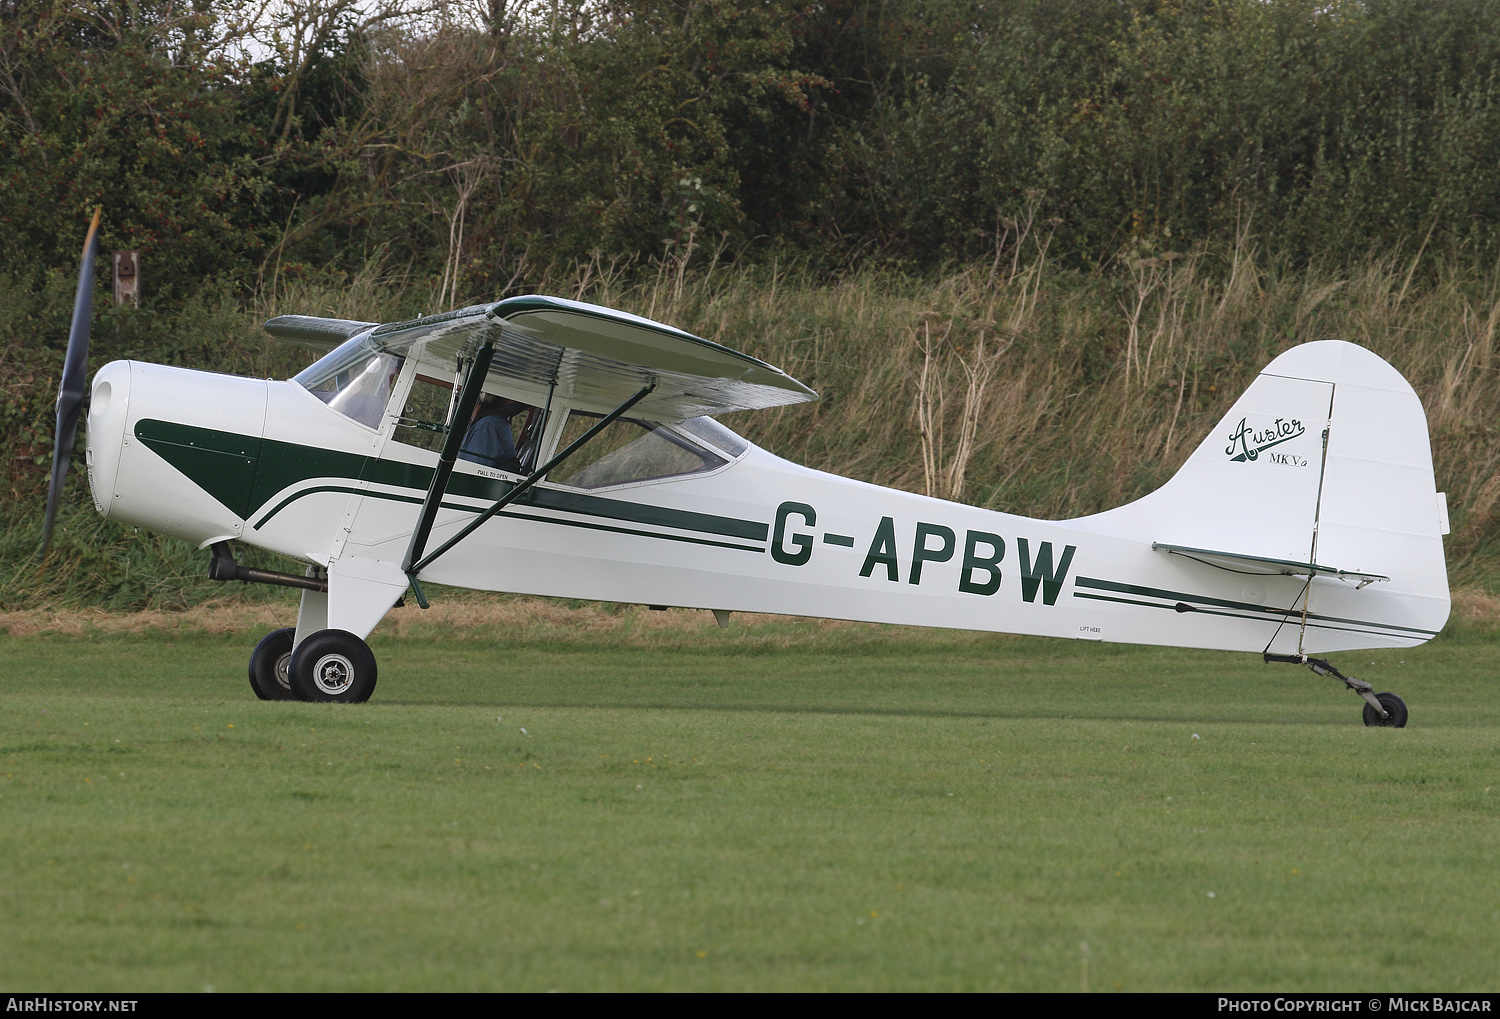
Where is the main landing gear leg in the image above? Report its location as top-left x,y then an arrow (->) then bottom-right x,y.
1263,653 -> 1408,728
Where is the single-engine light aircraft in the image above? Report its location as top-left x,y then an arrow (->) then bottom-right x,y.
44,214 -> 1449,724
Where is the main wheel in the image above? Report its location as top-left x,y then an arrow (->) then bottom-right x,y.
1363,691 -> 1408,728
249,627 -> 297,701
289,629 -> 377,703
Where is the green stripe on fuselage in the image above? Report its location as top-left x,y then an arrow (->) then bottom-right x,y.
134,420 -> 263,519
1074,575 -> 1440,637
134,419 -> 769,544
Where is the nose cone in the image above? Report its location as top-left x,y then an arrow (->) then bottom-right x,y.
86,361 -> 131,518
90,362 -> 269,546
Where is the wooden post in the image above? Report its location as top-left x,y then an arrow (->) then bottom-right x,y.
113,251 -> 140,307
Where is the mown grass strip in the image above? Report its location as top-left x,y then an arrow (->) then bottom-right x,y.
1,622 -> 1496,990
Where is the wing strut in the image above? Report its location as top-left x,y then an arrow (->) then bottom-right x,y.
402,381 -> 656,607
400,339 -> 497,588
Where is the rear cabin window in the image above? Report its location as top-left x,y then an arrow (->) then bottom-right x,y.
549,412 -> 726,489
678,415 -> 749,457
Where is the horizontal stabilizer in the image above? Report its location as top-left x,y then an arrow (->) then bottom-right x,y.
1152,543 -> 1389,585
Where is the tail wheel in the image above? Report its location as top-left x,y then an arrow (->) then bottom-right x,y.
1363,691 -> 1408,728
248,627 -> 297,701
289,629 -> 378,704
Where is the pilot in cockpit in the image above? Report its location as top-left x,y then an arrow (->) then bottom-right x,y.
459,394 -> 530,473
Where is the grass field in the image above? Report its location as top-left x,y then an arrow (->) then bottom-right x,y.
1,607 -> 1497,991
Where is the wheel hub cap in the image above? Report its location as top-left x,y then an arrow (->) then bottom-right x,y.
312,653 -> 355,695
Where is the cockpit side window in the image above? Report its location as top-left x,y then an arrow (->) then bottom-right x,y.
549,412 -> 726,489
293,336 -> 403,430
393,372 -> 456,453
392,371 -> 546,475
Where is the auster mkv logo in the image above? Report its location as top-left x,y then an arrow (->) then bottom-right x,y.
1225,416 -> 1305,463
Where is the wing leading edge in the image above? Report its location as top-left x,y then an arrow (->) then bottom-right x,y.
263,315 -> 379,354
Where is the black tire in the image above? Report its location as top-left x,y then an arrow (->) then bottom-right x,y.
1363,691 -> 1408,728
289,629 -> 377,703
249,627 -> 297,701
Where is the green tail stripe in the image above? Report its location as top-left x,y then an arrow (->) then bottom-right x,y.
1075,576 -> 1440,637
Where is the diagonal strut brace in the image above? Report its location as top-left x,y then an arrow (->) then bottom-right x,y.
401,339 -> 496,587
402,381 -> 656,607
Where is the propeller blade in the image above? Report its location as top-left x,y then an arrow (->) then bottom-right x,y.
40,206 -> 103,558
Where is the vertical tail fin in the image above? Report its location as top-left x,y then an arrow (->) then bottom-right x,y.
1074,340 -> 1449,650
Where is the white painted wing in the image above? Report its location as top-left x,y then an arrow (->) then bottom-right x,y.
362,295 -> 816,420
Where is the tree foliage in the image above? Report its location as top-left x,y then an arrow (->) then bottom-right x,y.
8,1 -> 1500,604
6,0 -> 1500,302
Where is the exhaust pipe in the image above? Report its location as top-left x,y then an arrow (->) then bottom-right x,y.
208,542 -> 327,593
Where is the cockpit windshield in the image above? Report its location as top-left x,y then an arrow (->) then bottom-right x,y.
292,335 -> 404,429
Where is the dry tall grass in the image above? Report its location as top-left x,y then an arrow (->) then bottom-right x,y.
531,246 -> 1500,588
9,245 -> 1500,611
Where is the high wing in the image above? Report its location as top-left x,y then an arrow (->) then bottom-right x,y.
268,294 -> 819,609
267,295 -> 816,420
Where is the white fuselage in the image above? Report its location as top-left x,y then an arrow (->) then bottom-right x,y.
85,340 -> 1451,655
